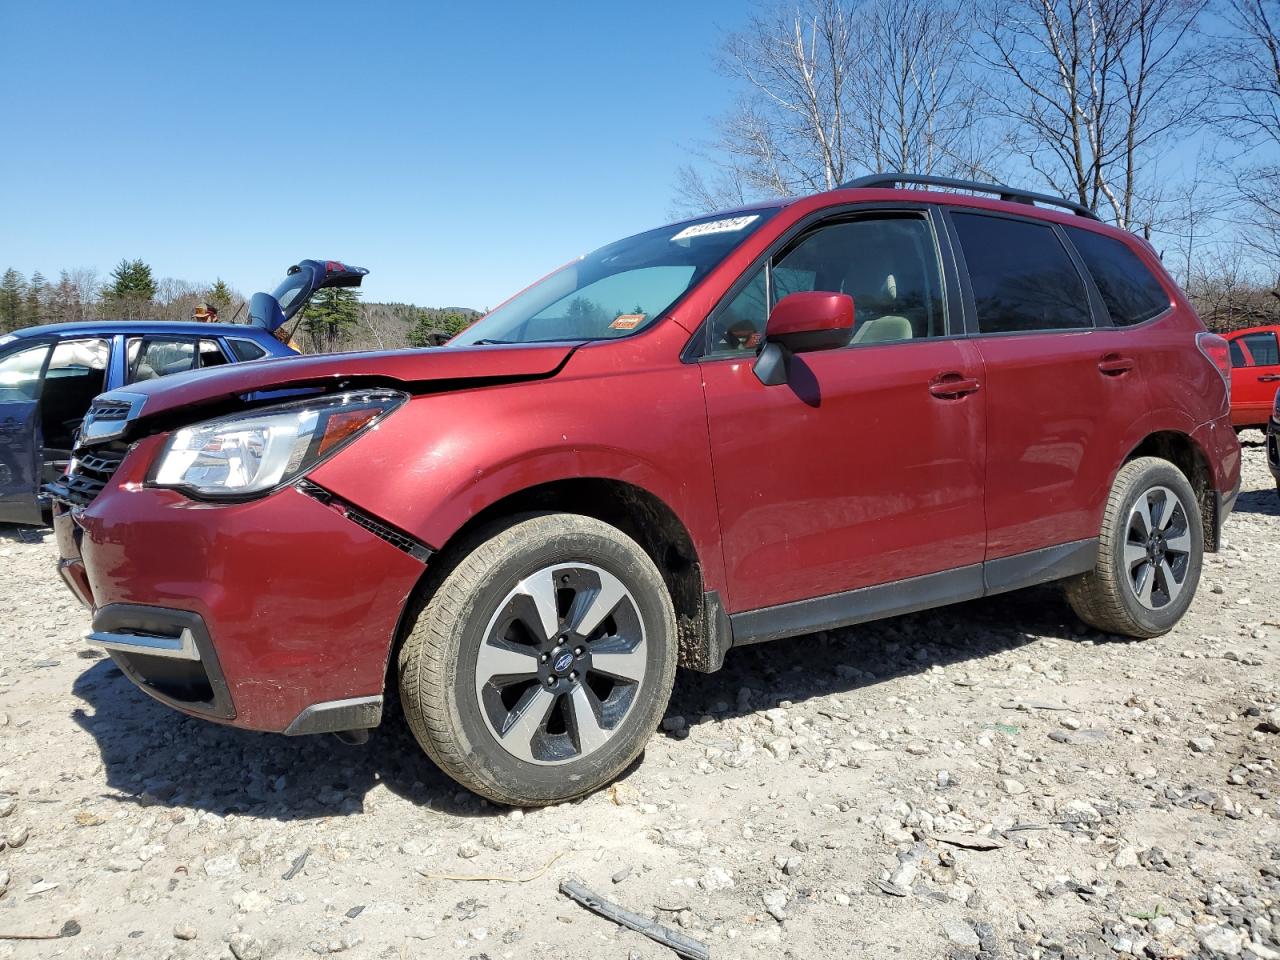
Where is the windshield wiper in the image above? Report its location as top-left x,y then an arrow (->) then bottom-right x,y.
471,338 -> 514,345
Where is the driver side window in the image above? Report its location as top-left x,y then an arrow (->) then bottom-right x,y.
709,214 -> 946,355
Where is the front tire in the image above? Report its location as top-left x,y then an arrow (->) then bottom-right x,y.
1065,457 -> 1203,638
398,513 -> 677,806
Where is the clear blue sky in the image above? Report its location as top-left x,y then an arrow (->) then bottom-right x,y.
0,1 -> 746,309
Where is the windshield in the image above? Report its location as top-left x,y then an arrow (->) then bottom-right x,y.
451,209 -> 779,346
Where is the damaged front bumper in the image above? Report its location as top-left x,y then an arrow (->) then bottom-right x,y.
51,435 -> 429,735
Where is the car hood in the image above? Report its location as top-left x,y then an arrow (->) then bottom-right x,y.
100,342 -> 581,424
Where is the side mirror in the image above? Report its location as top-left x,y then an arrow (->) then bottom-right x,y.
754,291 -> 854,385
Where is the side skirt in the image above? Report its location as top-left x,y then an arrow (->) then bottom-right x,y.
723,537 -> 1098,650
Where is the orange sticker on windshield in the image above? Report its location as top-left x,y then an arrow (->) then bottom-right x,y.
610,314 -> 645,330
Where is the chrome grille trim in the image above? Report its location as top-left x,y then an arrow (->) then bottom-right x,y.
81,392 -> 148,443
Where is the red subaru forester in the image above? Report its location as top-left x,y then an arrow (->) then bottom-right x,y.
49,175 -> 1241,806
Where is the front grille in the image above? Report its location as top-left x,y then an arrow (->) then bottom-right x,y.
86,398 -> 132,423
46,444 -> 127,507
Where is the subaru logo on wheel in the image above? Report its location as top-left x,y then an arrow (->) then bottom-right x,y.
554,652 -> 574,673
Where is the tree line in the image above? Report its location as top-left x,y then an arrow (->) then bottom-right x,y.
0,259 -> 243,332
0,257 -> 480,353
677,0 -> 1280,332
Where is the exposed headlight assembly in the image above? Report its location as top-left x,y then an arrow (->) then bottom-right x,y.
149,389 -> 406,499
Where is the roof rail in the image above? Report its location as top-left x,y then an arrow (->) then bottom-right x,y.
839,173 -> 1101,221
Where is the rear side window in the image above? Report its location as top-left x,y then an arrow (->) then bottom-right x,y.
952,212 -> 1091,333
1065,227 -> 1169,326
228,338 -> 268,361
1236,331 -> 1279,367
198,338 -> 230,367
127,337 -> 196,382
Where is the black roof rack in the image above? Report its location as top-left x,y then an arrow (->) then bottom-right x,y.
839,173 -> 1101,221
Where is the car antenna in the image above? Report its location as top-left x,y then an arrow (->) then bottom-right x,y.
229,300 -> 248,324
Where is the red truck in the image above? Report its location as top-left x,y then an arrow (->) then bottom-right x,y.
49,174 -> 1240,806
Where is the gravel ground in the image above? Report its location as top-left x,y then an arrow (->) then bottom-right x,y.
0,439 -> 1277,960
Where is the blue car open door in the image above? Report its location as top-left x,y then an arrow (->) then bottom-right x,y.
0,338 -> 52,525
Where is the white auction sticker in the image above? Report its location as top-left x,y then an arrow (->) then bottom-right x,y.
670,214 -> 760,241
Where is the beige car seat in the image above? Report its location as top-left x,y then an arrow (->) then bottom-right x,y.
851,273 -> 914,344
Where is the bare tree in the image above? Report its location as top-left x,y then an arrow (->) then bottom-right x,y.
1206,0 -> 1280,264
1186,246 -> 1280,331
675,0 -> 995,214
973,0 -> 1206,230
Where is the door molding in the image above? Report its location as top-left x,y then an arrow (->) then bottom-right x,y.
727,537 -> 1098,647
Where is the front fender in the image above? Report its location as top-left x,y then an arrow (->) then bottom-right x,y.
307,365 -> 727,595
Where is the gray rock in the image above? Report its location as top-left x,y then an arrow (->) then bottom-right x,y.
229,933 -> 265,960
943,918 -> 980,948
173,923 -> 197,941
1188,737 -> 1215,753
1149,916 -> 1175,938
763,890 -> 788,921
1198,925 -> 1243,955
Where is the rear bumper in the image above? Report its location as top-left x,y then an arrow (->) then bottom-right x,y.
53,442 -> 427,733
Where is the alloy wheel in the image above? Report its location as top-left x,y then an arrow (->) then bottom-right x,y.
473,563 -> 647,765
1123,485 -> 1193,610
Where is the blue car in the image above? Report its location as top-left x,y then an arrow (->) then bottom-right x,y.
0,259 -> 368,525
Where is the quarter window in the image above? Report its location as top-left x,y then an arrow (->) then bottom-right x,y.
1236,331 -> 1279,367
710,215 -> 946,354
228,338 -> 268,361
1065,226 -> 1169,326
952,212 -> 1091,333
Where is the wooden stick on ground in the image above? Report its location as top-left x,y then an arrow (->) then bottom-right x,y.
559,879 -> 710,960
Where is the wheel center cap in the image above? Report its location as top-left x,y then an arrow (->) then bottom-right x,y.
552,649 -> 575,676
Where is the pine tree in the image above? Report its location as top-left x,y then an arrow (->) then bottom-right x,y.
406,309 -> 473,347
0,268 -> 25,332
105,259 -> 157,319
107,259 -> 157,300
207,278 -> 234,314
24,271 -> 46,327
300,287 -> 361,353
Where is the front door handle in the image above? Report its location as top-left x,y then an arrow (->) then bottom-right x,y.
929,374 -> 981,399
1098,354 -> 1135,376
1258,374 -> 1280,382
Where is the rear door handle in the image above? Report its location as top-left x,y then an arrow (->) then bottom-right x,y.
1098,354 -> 1135,376
929,374 -> 981,399
1259,374 -> 1280,382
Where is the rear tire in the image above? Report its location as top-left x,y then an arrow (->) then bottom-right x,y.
397,513 -> 677,806
1065,457 -> 1203,638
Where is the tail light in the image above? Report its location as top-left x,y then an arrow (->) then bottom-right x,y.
1196,332 -> 1231,389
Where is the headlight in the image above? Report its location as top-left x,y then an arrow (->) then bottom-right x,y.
149,389 -> 406,498
1274,387 -> 1280,417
